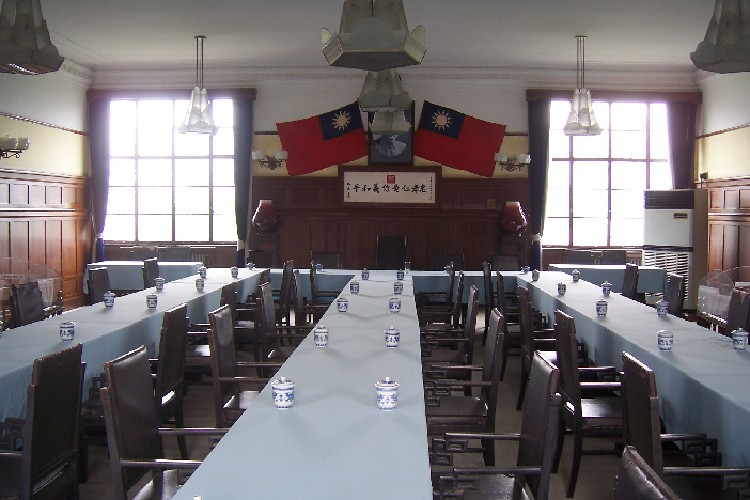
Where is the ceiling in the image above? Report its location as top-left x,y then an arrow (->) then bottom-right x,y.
40,0 -> 713,73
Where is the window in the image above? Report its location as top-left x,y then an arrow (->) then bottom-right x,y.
544,100 -> 672,247
104,97 -> 236,243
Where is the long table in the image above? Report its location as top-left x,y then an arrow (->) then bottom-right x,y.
519,270 -> 750,466
548,263 -> 667,294
82,261 -> 203,293
0,268 -> 261,422
173,270 -> 432,499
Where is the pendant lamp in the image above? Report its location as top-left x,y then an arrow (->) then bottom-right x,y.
563,35 -> 602,136
0,0 -> 63,75
178,35 -> 217,135
690,0 -> 750,74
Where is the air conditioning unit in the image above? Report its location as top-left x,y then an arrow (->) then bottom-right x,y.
642,189 -> 708,311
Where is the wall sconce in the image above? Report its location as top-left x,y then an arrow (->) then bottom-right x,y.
494,152 -> 530,172
0,135 -> 30,159
252,150 -> 288,170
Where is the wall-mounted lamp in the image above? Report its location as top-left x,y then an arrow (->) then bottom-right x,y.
0,135 -> 30,159
494,152 -> 530,172
252,150 -> 288,170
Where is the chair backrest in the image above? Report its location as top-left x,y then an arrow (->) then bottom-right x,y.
11,281 -> 45,327
600,249 -> 627,265
448,272 -> 465,328
462,285 -> 480,365
564,249 -> 596,264
310,251 -> 342,269
614,447 -> 679,500
665,272 -> 686,317
154,303 -> 188,414
483,309 -> 505,431
482,262 -> 494,331
432,253 -> 464,271
157,246 -> 192,262
443,262 -> 456,308
517,285 -> 536,374
142,257 -> 159,289
208,304 -> 239,428
309,261 -> 322,303
495,271 -> 511,319
621,352 -> 664,476
88,266 -> 111,305
554,310 -> 582,415
375,235 -> 407,269
128,246 -> 157,261
517,354 -> 562,500
291,269 -> 308,325
219,282 -> 238,318
21,343 -> 84,500
727,289 -> 750,333
622,263 -> 639,300
491,253 -> 520,271
102,345 -> 162,498
277,260 -> 295,323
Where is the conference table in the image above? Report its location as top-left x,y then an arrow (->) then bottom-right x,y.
518,270 -> 750,467
82,261 -> 203,294
548,263 -> 667,294
173,270 -> 432,499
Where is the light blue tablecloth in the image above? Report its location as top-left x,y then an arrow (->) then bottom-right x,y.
519,270 -> 750,467
82,261 -> 203,293
548,263 -> 666,294
173,270 -> 432,500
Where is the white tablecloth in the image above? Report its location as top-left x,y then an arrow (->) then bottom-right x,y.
82,261 -> 203,293
548,263 -> 666,294
173,270 -> 432,500
519,270 -> 750,466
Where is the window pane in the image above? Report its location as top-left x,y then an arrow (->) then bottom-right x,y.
138,215 -> 172,241
611,130 -> 647,159
572,132 -> 609,159
213,127 -> 234,156
542,218 -> 569,246
213,187 -> 236,214
111,100 -> 136,128
573,161 -> 608,190
109,159 -> 136,186
550,100 -> 571,130
213,99 -> 234,128
104,215 -> 135,240
611,190 -> 645,219
611,218 -> 644,246
650,162 -> 673,190
548,129 -> 570,158
175,215 -> 208,241
573,189 -> 608,217
175,160 -> 209,186
572,218 -> 608,246
138,100 -> 173,128
174,130 -> 209,157
110,127 -> 136,156
175,187 -> 209,214
213,159 -> 235,186
138,187 -> 172,214
611,103 -> 646,130
107,187 -> 135,214
611,161 -> 646,190
138,127 -> 172,156
545,189 -> 569,218
591,101 -> 609,130
213,214 -> 237,242
137,159 -> 172,186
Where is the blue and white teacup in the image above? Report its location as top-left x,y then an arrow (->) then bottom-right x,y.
337,297 -> 348,313
313,325 -> 329,347
557,282 -> 566,296
521,266 -> 530,274
361,268 -> 370,280
230,266 -> 239,278
532,269 -> 540,281
146,293 -> 157,309
375,377 -> 399,410
656,299 -> 669,317
601,281 -> 612,297
350,280 -> 360,294
59,321 -> 75,341
389,297 -> 401,313
385,326 -> 400,348
393,281 -> 403,295
271,377 -> 295,409
154,277 -> 165,291
658,330 -> 674,351
572,269 -> 581,282
246,261 -> 255,270
396,270 -> 405,280
404,261 -> 411,274
198,266 -> 207,279
596,299 -> 608,317
103,291 -> 115,308
195,277 -> 205,292
732,328 -> 748,350
315,263 -> 323,272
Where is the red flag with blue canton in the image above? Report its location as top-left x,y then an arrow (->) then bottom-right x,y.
276,102 -> 367,175
414,101 -> 506,177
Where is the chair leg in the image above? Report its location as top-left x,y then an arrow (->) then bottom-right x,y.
482,436 -> 495,467
498,337 -> 509,381
515,368 -> 528,411
566,432 -> 583,498
175,409 -> 188,459
552,420 -> 565,473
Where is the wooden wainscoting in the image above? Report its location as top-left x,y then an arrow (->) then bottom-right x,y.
250,175 -> 531,270
704,176 -> 750,277
0,168 -> 90,308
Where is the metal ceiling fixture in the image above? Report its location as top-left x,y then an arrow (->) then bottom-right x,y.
563,35 -> 602,136
178,35 -> 217,135
0,0 -> 63,75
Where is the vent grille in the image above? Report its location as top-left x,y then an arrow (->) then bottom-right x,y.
644,189 -> 695,210
643,250 -> 691,305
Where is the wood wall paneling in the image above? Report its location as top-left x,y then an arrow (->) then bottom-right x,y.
704,177 -> 750,273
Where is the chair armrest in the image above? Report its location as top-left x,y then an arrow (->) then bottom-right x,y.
532,338 -> 557,349
579,381 -> 621,390
236,361 -> 283,368
119,458 -> 202,470
431,432 -> 522,466
217,376 -> 272,384
426,364 -> 483,372
158,427 -> 229,436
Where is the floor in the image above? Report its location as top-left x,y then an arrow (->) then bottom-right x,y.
79,320 -> 622,499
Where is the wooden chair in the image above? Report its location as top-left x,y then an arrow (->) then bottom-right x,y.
726,289 -> 750,334
516,285 -> 556,410
552,309 -> 623,497
101,345 -> 227,500
613,447 -> 680,500
0,344 -> 84,500
665,272 -> 686,317
495,271 -> 521,380
266,272 -> 315,361
10,281 -> 45,327
275,260 -> 295,325
87,266 -> 111,305
310,251 -> 342,269
142,257 -> 159,289
375,235 -> 407,269
309,262 -> 339,321
431,353 -> 562,500
417,263 -> 456,324
421,272 -> 465,337
622,262 -> 639,300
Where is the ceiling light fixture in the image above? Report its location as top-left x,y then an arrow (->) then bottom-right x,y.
0,0 -> 63,75
691,0 -> 750,73
0,135 -> 29,159
494,153 -> 531,172
563,35 -> 602,136
178,35 -> 217,135
252,150 -> 288,170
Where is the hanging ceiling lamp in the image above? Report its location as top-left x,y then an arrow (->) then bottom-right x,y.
178,35 -> 217,135
563,35 -> 602,136
690,0 -> 750,73
0,0 -> 63,75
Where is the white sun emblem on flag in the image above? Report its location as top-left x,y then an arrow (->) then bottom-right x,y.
332,110 -> 351,131
431,110 -> 452,130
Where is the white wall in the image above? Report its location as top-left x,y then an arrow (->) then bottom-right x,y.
698,73 -> 750,134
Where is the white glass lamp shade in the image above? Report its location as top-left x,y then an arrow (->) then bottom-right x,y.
690,0 -> 750,73
564,89 -> 603,136
274,150 -> 288,161
177,87 -> 218,135
251,150 -> 265,161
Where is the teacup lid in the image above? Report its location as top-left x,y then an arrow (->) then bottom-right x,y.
732,328 -> 748,337
558,282 -> 565,286
597,298 -> 608,304
351,279 -> 359,283
657,329 -> 673,336
314,324 -> 329,333
231,265 -> 238,269
394,280 -> 403,285
60,321 -> 75,326
601,281 -> 611,287
146,293 -> 157,298
389,296 -> 400,301
376,376 -> 399,388
105,290 -> 115,295
572,269 -> 580,273
337,297 -> 347,302
385,326 -> 400,334
199,265 -> 207,270
247,261 -> 255,267
272,376 -> 294,387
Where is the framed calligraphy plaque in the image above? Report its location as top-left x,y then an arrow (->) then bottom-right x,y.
340,166 -> 439,206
